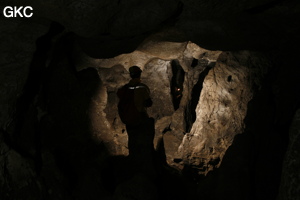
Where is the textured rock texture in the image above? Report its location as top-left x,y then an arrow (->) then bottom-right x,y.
143,59 -> 174,119
177,51 -> 269,174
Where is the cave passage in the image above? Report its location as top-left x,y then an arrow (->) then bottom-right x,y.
170,60 -> 185,110
1,3 -> 299,197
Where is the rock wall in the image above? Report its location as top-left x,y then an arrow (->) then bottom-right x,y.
177,51 -> 269,174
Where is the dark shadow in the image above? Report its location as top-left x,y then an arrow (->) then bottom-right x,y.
170,60 -> 185,110
101,119 -> 196,200
125,118 -> 156,170
4,25 -> 114,199
185,64 -> 212,132
245,0 -> 285,14
8,22 -> 64,150
191,58 -> 199,68
3,22 -> 65,175
41,36 -> 111,198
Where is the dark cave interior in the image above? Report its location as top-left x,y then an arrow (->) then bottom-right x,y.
1,0 -> 300,200
170,59 -> 185,111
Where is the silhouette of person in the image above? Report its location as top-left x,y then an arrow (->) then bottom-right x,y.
117,66 -> 155,173
127,66 -> 152,122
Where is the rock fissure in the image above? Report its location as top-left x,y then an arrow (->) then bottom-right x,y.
186,65 -> 212,133
170,60 -> 185,110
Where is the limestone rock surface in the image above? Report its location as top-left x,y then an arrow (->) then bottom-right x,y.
178,51 -> 269,174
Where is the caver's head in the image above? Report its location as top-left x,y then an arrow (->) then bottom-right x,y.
129,66 -> 142,79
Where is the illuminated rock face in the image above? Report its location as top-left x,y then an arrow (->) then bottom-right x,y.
90,44 -> 270,177
178,51 -> 264,174
90,43 -> 225,161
